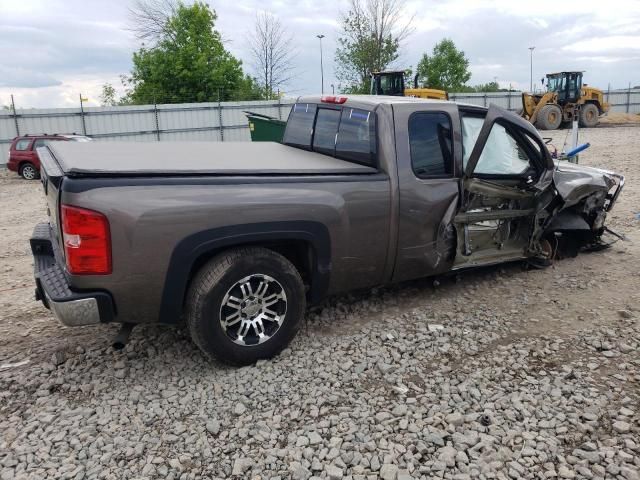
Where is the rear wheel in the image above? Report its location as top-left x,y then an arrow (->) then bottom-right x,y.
535,104 -> 562,130
579,103 -> 599,128
19,162 -> 39,180
186,247 -> 306,365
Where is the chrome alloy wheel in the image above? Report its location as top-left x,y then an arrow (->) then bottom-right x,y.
219,274 -> 287,346
21,164 -> 37,180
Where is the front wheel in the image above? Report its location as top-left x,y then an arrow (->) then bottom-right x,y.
535,104 -> 562,130
186,247 -> 306,365
19,162 -> 39,180
579,103 -> 599,128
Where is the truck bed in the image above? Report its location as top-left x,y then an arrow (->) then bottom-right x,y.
46,141 -> 377,177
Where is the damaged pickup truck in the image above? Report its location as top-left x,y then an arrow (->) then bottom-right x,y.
31,96 -> 624,365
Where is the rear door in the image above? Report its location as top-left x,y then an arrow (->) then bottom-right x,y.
392,102 -> 462,282
454,104 -> 554,268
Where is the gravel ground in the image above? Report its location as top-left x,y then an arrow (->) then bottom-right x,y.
1,126 -> 639,480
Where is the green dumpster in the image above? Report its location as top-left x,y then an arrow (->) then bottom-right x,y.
244,111 -> 286,142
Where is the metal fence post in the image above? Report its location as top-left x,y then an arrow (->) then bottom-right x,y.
607,83 -> 610,104
507,85 -> 512,110
79,94 -> 87,135
217,89 -> 224,141
10,94 -> 20,137
153,98 -> 160,141
483,92 -> 487,107
277,89 -> 282,120
627,83 -> 631,113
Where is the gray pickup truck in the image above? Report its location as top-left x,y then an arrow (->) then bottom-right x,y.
31,95 -> 624,365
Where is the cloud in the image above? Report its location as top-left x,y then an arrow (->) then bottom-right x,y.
0,67 -> 62,88
1,0 -> 639,108
563,35 -> 640,52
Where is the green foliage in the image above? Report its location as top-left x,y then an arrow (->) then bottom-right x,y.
416,39 -> 471,91
99,83 -> 118,106
335,0 -> 410,93
124,2 -> 259,104
471,81 -> 501,92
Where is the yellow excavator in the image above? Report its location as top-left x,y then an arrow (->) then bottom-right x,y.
370,71 -> 448,100
522,71 -> 609,130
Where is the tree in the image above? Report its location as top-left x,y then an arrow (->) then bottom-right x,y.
472,81 -> 500,93
416,39 -> 471,91
335,0 -> 413,93
99,83 -> 118,106
248,12 -> 296,99
123,2 -> 259,103
127,0 -> 178,44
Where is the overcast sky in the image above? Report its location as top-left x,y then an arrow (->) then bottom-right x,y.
1,0 -> 639,108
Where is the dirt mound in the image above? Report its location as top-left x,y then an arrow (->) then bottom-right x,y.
600,112 -> 640,124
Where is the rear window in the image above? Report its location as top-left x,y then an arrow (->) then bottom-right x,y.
14,139 -> 31,151
313,108 -> 341,155
283,103 -> 317,149
336,108 -> 376,165
283,103 -> 377,167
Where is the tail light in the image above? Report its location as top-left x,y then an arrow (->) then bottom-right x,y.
61,204 -> 112,275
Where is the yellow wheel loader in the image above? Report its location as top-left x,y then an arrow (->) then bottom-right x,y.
522,71 -> 609,130
370,71 -> 448,100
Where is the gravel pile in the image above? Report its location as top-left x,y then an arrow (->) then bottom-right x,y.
1,125 -> 640,479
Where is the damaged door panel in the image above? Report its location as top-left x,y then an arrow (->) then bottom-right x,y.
453,105 -> 556,268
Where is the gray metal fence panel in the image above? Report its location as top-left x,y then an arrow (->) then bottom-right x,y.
0,99 -> 295,165
1,92 -> 638,167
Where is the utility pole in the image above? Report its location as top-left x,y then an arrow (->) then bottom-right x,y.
528,46 -> 535,92
317,34 -> 325,94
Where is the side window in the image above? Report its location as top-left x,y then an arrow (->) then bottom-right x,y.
473,122 -> 531,175
461,115 -> 484,168
283,103 -> 317,149
336,108 -> 376,166
14,139 -> 32,151
409,112 -> 453,177
312,108 -> 341,156
33,139 -> 51,149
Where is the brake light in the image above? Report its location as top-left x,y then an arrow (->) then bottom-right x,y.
321,95 -> 347,104
61,204 -> 111,275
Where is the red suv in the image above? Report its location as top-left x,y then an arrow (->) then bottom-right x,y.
7,134 -> 92,180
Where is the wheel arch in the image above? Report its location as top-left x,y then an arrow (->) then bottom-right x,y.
158,221 -> 331,324
583,99 -> 603,114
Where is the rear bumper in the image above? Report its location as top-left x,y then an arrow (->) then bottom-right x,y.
31,223 -> 115,326
7,159 -> 19,172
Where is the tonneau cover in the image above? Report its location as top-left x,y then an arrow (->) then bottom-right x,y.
47,141 -> 377,176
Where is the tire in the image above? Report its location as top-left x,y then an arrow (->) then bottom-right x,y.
579,103 -> 599,128
19,162 -> 39,180
186,247 -> 306,365
535,104 -> 562,130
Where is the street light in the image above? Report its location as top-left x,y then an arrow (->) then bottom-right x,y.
331,84 -> 335,94
317,34 -> 325,94
528,46 -> 535,92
